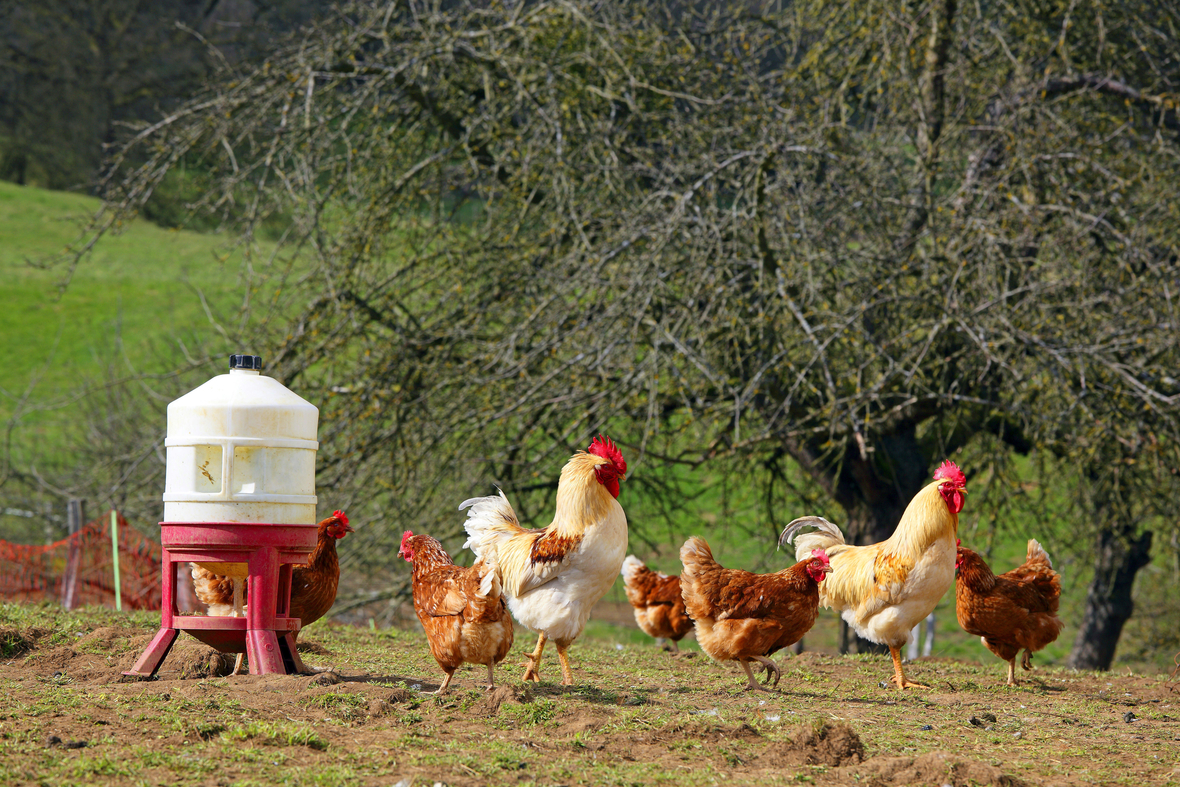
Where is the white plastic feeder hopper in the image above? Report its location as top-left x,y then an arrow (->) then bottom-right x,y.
164,354 -> 319,576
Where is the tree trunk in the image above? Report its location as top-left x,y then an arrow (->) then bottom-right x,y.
1067,528 -> 1153,670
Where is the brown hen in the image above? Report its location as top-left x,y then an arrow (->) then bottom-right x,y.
621,555 -> 694,655
955,539 -> 1064,686
400,531 -> 514,694
192,510 -> 353,674
679,536 -> 831,691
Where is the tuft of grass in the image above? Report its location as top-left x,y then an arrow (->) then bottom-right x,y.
219,720 -> 329,751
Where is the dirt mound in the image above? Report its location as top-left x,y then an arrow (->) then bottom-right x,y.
0,625 -> 50,657
762,721 -> 864,767
478,684 -> 532,715
851,751 -> 1028,787
793,721 -> 865,766
168,643 -> 238,679
759,722 -> 863,764
76,626 -> 141,653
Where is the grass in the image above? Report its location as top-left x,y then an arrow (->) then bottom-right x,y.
0,180 -> 278,462
0,603 -> 1159,785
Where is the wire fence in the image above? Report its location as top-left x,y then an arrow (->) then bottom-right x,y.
0,511 -> 162,611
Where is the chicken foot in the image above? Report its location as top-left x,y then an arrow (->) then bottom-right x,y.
738,659 -> 773,692
556,642 -> 575,686
1020,649 -> 1034,671
889,646 -> 930,689
521,632 -> 547,683
435,670 -> 456,695
229,643 -> 322,677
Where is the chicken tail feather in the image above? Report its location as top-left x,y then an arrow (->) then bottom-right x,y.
778,516 -> 846,561
474,555 -> 501,599
679,536 -> 718,577
1026,538 -> 1053,569
459,489 -> 523,560
621,554 -> 645,584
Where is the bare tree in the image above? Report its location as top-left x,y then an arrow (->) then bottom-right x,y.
68,0 -> 1180,666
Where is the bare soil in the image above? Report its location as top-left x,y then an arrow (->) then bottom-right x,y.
0,612 -> 1177,786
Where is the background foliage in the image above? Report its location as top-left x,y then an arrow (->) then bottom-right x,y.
3,0 -> 1179,669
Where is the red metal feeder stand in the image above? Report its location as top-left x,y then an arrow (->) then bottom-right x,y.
124,354 -> 321,678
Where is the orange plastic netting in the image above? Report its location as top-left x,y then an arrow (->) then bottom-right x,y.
0,512 -> 161,610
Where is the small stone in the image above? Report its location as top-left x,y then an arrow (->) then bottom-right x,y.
969,716 -> 984,727
1123,711 -> 1136,723
1013,731 -> 1022,739
920,724 -> 933,731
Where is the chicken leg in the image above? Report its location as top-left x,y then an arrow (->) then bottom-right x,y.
1020,648 -> 1034,671
556,642 -> 575,686
521,632 -> 547,683
889,646 -> 930,689
435,669 -> 455,695
1005,657 -> 1018,687
752,655 -> 782,688
485,661 -> 497,691
738,659 -> 772,692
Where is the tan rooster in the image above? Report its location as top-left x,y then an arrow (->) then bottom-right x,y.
779,460 -> 968,689
460,435 -> 628,686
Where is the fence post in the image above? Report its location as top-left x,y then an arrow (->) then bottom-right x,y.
110,510 -> 123,612
61,499 -> 85,610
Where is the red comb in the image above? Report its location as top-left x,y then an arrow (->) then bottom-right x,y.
933,460 -> 966,487
332,510 -> 349,526
588,434 -> 627,476
811,548 -> 830,564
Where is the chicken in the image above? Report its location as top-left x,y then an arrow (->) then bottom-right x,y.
621,555 -> 694,655
678,537 -> 831,691
399,531 -> 514,694
192,510 -> 353,674
460,435 -> 628,686
955,539 -> 1064,686
778,460 -> 968,689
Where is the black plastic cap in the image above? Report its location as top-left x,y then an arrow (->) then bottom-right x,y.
229,354 -> 263,371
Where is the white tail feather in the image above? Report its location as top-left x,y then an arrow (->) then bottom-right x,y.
459,489 -> 520,559
778,516 -> 847,562
475,555 -> 500,598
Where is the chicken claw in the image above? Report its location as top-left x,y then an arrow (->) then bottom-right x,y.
521,632 -> 547,683
738,659 -> 774,692
753,655 -> 782,688
1020,649 -> 1034,671
889,646 -> 929,689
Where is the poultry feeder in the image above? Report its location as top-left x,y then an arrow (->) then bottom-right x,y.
124,354 -> 320,678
